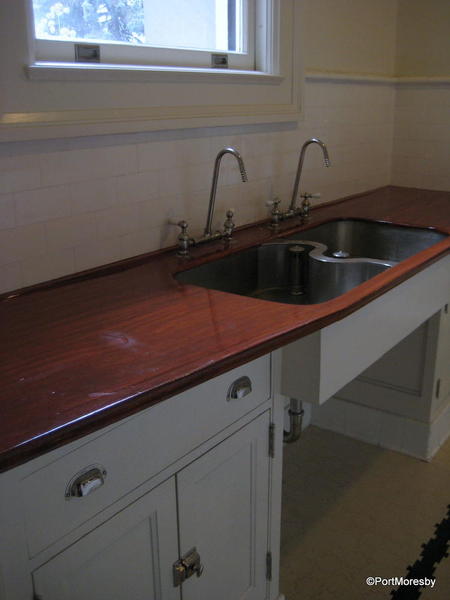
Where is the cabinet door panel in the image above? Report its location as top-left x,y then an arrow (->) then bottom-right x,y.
33,478 -> 179,600
177,411 -> 270,600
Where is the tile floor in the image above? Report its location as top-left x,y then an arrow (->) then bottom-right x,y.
280,426 -> 450,600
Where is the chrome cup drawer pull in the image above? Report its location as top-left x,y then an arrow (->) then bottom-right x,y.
65,465 -> 107,499
227,376 -> 252,401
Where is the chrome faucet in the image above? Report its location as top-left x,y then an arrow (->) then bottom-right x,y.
285,138 -> 330,220
172,147 -> 248,257
204,147 -> 248,238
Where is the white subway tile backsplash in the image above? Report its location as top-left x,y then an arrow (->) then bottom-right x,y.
0,261 -> 23,294
391,85 -> 450,190
0,194 -> 15,230
7,79 -> 446,294
0,167 -> 41,194
40,145 -> 138,186
163,137 -> 211,167
0,223 -> 47,265
0,154 -> 40,173
15,185 -> 71,226
159,164 -> 210,197
115,171 -> 159,205
137,138 -> 211,173
209,134 -> 243,157
120,226 -> 162,259
70,178 -> 117,214
46,213 -> 97,252
136,141 -> 165,172
74,237 -> 123,272
96,204 -> 140,240
138,192 -> 184,233
21,248 -> 75,288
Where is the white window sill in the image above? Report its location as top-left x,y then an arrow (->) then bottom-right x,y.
27,62 -> 284,85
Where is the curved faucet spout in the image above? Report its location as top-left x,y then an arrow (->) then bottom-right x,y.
205,147 -> 248,237
289,138 -> 330,213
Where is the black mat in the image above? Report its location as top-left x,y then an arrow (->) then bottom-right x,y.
390,504 -> 450,599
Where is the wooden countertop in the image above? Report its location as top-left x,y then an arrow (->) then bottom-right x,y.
1,186 -> 449,473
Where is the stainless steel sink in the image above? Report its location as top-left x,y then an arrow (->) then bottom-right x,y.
175,219 -> 446,305
290,219 -> 445,262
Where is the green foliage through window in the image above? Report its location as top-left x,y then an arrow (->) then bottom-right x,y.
32,1 -> 145,44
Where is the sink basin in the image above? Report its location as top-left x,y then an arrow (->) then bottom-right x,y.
175,220 -> 446,305
289,219 -> 445,262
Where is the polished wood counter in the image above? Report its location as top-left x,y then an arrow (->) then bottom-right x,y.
1,186 -> 449,472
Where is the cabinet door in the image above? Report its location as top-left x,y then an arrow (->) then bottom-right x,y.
177,411 -> 271,600
33,477 -> 180,600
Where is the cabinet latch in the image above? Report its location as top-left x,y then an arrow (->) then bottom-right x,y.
173,547 -> 204,587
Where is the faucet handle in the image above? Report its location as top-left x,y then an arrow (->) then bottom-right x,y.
223,209 -> 235,240
267,197 -> 282,229
300,192 -> 321,219
170,219 -> 195,257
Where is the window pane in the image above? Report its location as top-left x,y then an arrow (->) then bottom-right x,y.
143,0 -> 243,52
32,1 -> 244,52
32,1 -> 145,44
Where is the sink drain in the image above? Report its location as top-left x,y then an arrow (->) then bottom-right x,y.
332,249 -> 350,258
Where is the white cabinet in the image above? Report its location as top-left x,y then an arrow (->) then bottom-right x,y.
311,301 -> 450,459
281,254 -> 450,405
178,412 -> 270,600
32,411 -> 272,600
336,304 -> 449,423
0,355 -> 282,600
33,478 -> 179,600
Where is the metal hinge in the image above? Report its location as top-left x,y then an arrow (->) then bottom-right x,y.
266,551 -> 272,580
269,423 -> 275,458
444,304 -> 448,314
436,378 -> 441,399
173,547 -> 204,587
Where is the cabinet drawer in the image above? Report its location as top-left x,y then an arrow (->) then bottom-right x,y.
21,354 -> 271,557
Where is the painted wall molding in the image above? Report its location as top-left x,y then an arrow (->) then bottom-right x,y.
306,70 -> 450,86
0,102 -> 299,142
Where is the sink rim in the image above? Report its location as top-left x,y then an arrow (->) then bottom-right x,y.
174,217 -> 448,306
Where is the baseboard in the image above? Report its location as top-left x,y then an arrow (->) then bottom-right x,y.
311,396 -> 450,461
427,400 -> 450,460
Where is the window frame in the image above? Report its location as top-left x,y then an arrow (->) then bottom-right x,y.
31,0 -> 257,72
0,0 -> 302,142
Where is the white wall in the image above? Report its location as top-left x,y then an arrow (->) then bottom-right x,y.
395,0 -> 450,78
391,85 -> 450,191
391,0 -> 450,191
303,0 -> 397,76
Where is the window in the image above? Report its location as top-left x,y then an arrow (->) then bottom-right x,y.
3,1 -> 300,142
31,0 -> 256,71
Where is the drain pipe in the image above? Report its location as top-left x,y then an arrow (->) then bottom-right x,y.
283,398 -> 304,443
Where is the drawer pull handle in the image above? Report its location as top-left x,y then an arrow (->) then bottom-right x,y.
65,465 -> 107,499
227,376 -> 252,401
